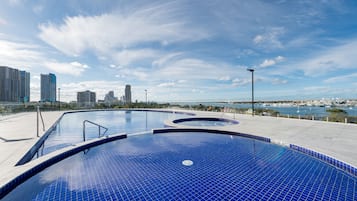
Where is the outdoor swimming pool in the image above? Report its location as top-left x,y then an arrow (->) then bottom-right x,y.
21,110 -> 192,163
2,130 -> 356,200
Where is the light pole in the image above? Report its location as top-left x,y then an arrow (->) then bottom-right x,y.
247,68 -> 254,116
58,88 -> 61,111
145,89 -> 148,105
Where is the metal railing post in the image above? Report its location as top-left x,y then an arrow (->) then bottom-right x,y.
39,109 -> 45,132
37,105 -> 39,137
83,121 -> 86,141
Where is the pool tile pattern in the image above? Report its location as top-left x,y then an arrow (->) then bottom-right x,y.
3,132 -> 357,200
290,144 -> 357,177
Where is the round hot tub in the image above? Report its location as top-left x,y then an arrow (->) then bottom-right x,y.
171,117 -> 239,127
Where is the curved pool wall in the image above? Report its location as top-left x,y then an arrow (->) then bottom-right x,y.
154,128 -> 269,142
1,133 -> 128,199
2,128 -> 356,200
171,117 -> 239,127
16,109 -> 194,166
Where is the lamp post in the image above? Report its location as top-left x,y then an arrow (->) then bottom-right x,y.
247,68 -> 254,116
58,88 -> 61,111
145,89 -> 148,105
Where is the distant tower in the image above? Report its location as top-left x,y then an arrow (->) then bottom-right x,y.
77,90 -> 96,107
19,71 -> 30,102
0,66 -> 19,102
41,73 -> 56,102
125,85 -> 131,104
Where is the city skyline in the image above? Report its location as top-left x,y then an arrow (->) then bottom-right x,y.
1,1 -> 357,102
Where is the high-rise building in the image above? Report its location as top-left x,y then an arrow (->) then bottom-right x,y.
0,66 -> 30,102
104,91 -> 118,105
125,85 -> 131,104
41,73 -> 56,102
77,90 -> 96,107
19,71 -> 30,102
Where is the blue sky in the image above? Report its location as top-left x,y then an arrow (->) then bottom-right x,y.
1,0 -> 357,102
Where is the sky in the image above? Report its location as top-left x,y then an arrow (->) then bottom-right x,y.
1,0 -> 357,102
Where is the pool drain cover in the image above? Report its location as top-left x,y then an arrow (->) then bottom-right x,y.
182,160 -> 193,166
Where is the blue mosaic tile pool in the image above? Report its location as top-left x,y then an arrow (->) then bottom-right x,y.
3,132 -> 356,200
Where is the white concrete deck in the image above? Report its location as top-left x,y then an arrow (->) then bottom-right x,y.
1,109 -> 356,187
0,111 -> 63,174
188,110 -> 357,168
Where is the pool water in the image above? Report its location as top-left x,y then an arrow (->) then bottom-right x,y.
5,132 -> 356,200
173,117 -> 238,127
33,110 -> 190,158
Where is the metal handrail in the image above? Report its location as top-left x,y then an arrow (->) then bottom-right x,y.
83,120 -> 108,141
37,105 -> 45,137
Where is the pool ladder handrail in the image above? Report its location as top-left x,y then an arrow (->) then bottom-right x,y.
83,120 -> 108,141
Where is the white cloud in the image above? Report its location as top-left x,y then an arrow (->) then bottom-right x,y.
113,49 -> 160,66
259,56 -> 284,68
260,59 -> 276,68
38,5 -> 210,56
177,80 -> 187,84
157,79 -> 187,88
324,73 -> 357,84
0,39 -> 44,69
253,35 -> 264,44
44,61 -> 89,76
235,49 -> 257,58
70,61 -> 88,68
157,82 -> 176,88
253,27 -> 285,49
271,78 -> 288,85
152,52 -> 183,67
218,76 -> 231,81
294,39 -> 357,76
116,67 -> 149,81
158,58 -> 242,81
232,78 -> 250,87
275,56 -> 284,62
0,38 -> 90,78
303,86 -> 330,93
